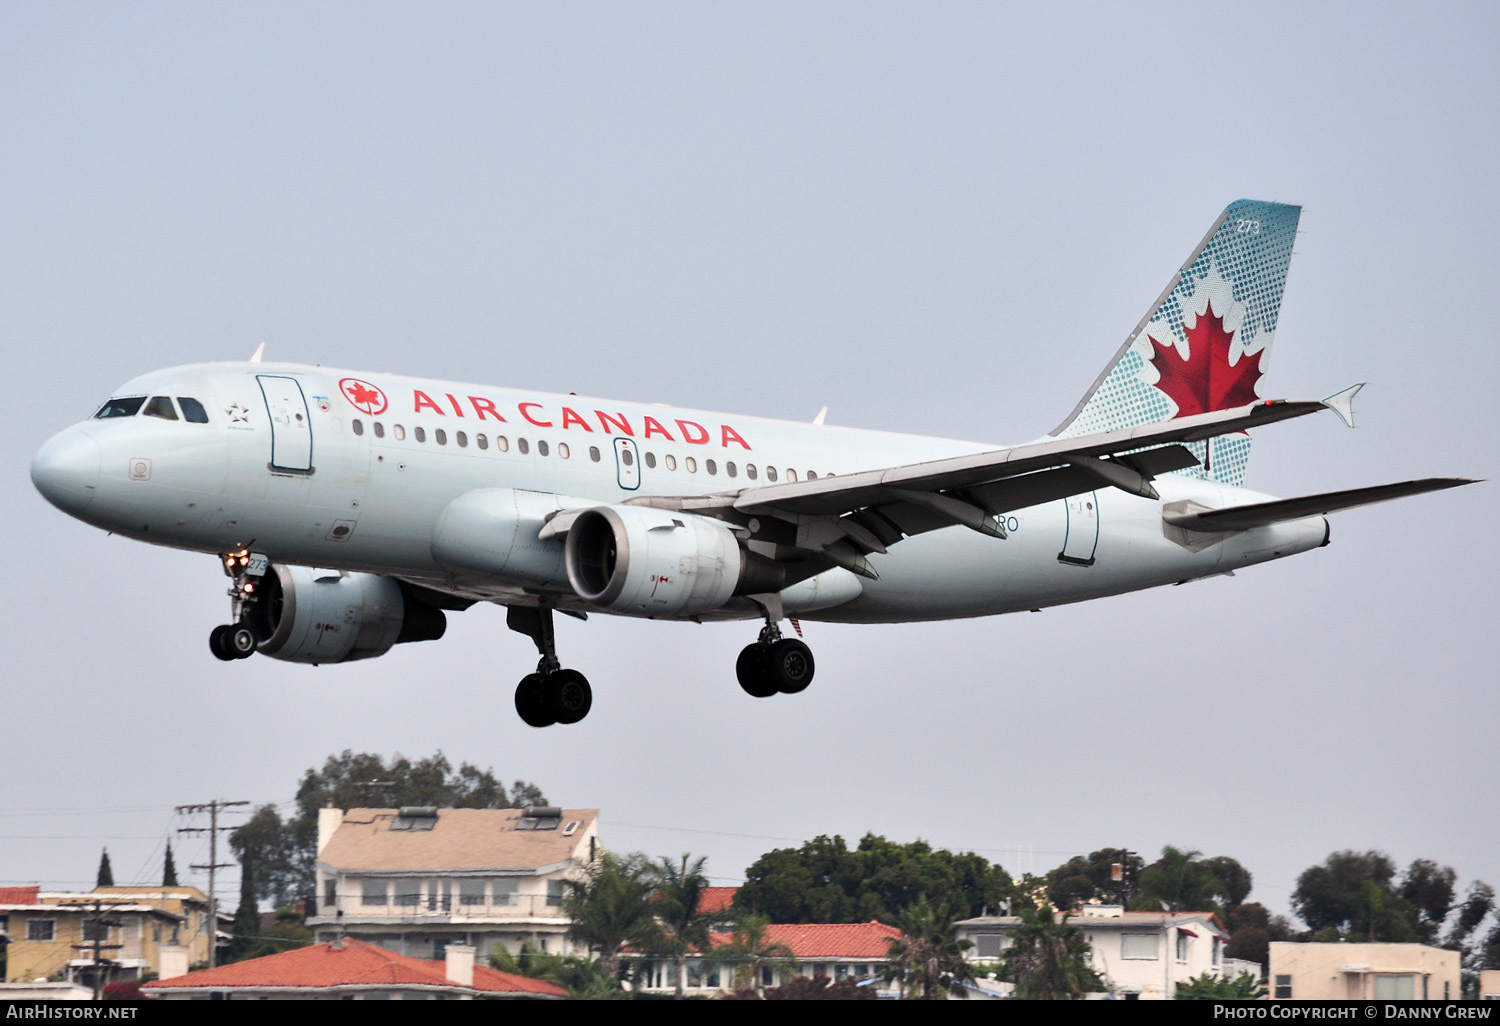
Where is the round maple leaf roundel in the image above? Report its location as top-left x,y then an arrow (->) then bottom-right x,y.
339,378 -> 388,416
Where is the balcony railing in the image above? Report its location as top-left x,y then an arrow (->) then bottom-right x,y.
319,894 -> 567,921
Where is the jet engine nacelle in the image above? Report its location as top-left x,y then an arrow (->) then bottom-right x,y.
248,565 -> 446,664
565,506 -> 765,616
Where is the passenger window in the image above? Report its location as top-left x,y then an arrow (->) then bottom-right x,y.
374,422 -> 385,439
766,466 -> 777,482
558,442 -> 570,459
786,469 -> 797,482
414,426 -> 426,443
177,397 -> 210,423
456,431 -> 468,448
518,438 -> 529,455
644,452 -> 656,469
352,419 -> 364,436
589,446 -> 601,462
685,456 -> 697,473
435,428 -> 447,445
621,448 -> 633,466
496,436 -> 509,452
476,434 -> 488,450
143,396 -> 179,421
94,396 -> 146,419
726,462 -> 737,478
665,454 -> 677,471
538,440 -> 549,457
807,471 -> 817,480
746,464 -> 758,480
705,459 -> 716,475
393,424 -> 406,440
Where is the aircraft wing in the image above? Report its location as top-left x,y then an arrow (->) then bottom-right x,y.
1161,477 -> 1478,532
609,398 -> 1334,579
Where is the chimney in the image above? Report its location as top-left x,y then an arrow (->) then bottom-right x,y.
445,944 -> 475,987
317,807 -> 344,857
158,945 -> 189,980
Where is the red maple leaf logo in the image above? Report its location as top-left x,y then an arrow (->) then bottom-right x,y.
1146,300 -> 1263,417
339,378 -> 388,415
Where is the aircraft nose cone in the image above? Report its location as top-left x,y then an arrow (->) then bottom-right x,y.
32,428 -> 102,516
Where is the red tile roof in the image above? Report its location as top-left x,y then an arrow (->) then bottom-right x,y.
711,922 -> 901,959
0,886 -> 40,905
697,887 -> 738,917
141,939 -> 565,998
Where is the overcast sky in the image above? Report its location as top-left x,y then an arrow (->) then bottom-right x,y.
2,3 -> 1495,922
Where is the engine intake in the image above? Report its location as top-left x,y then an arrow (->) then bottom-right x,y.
245,565 -> 446,664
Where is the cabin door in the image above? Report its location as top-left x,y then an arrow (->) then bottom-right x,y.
1058,491 -> 1098,566
256,375 -> 314,473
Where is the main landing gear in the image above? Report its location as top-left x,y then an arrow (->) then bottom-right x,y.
736,618 -> 816,699
507,607 -> 592,728
210,549 -> 261,661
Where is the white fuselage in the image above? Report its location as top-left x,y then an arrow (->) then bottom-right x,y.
33,361 -> 1329,624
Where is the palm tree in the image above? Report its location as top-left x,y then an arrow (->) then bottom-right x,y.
561,852 -> 656,986
1003,903 -> 1095,1000
708,912 -> 795,996
883,899 -> 974,999
645,854 -> 713,998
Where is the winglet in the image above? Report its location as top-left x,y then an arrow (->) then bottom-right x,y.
249,342 -> 266,364
1322,382 -> 1364,428
812,406 -> 828,426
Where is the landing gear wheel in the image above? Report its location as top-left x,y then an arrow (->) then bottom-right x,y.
549,669 -> 593,725
229,624 -> 257,659
515,673 -> 556,729
736,644 -> 777,698
766,638 -> 814,694
210,625 -> 236,661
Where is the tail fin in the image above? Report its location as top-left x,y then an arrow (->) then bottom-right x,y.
1051,199 -> 1301,487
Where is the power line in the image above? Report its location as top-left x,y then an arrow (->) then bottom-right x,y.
177,799 -> 249,969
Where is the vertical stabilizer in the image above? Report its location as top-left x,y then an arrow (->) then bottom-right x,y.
1051,200 -> 1301,486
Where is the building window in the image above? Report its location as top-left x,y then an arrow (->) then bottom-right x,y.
27,919 -> 55,942
362,879 -> 388,907
492,880 -> 516,907
1212,937 -> 1221,966
324,879 -> 336,909
394,880 -> 420,907
1374,975 -> 1416,1000
546,880 -> 564,907
1121,933 -> 1158,959
1274,974 -> 1292,999
459,880 -> 485,906
1175,932 -> 1189,962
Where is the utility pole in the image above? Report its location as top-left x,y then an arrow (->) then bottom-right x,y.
176,799 -> 249,968
64,898 -> 124,1000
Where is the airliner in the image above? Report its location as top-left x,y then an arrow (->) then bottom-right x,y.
31,200 -> 1473,727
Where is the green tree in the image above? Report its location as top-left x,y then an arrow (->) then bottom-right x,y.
1175,971 -> 1265,1000
1131,846 -> 1250,917
229,852 -> 261,962
562,851 -> 656,985
1046,848 -> 1142,910
736,833 -> 1012,925
162,842 -> 178,887
645,854 -> 713,998
490,943 -> 616,1000
1002,904 -> 1096,1000
1224,901 -> 1297,968
883,899 -> 974,1000
231,750 -> 546,907
708,912 -> 795,997
95,848 -> 114,887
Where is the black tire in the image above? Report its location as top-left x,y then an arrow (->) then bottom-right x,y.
736,644 -> 777,698
515,673 -> 556,728
766,638 -> 815,694
549,669 -> 593,725
209,624 -> 236,662
229,624 -> 257,659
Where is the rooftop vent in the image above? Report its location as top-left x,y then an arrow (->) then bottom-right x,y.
516,806 -> 562,831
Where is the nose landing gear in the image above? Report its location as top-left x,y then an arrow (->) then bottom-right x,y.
210,549 -> 265,661
507,607 -> 593,727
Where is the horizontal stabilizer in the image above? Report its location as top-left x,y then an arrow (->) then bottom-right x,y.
1162,477 -> 1478,532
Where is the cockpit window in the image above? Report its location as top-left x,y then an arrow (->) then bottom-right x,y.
143,396 -> 179,420
94,396 -> 146,419
177,397 -> 209,423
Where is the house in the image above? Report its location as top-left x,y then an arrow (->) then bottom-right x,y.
306,805 -> 599,961
632,920 -> 903,997
956,905 -> 1233,999
0,884 -> 223,988
1479,969 -> 1500,1000
1267,942 -> 1460,1001
142,937 -> 565,999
